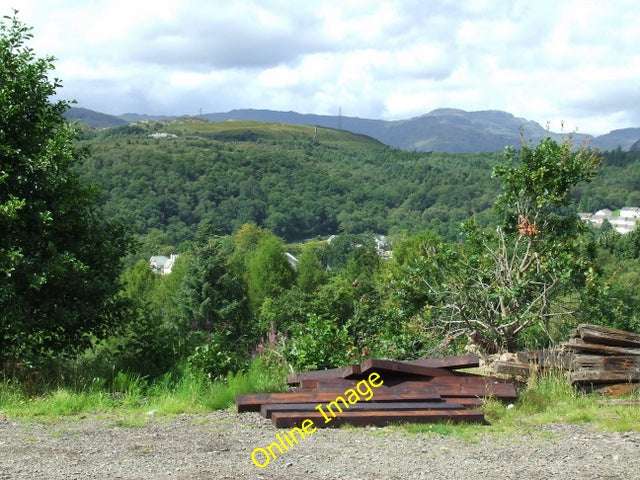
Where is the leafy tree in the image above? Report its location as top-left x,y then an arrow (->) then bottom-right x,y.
431,137 -> 601,352
0,13 -> 131,373
281,313 -> 356,371
380,230 -> 450,321
246,232 -> 295,314
177,239 -> 251,376
296,245 -> 328,294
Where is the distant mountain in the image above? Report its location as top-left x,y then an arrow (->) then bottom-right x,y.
588,128 -> 640,151
203,108 -> 589,153
65,107 -> 640,153
64,107 -> 128,128
118,113 -> 178,123
366,108 -> 566,153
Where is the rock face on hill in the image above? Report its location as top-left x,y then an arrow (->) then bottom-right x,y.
630,138 -> 640,151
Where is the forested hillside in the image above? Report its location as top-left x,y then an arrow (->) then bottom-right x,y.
76,118 -> 501,246
76,119 -> 640,249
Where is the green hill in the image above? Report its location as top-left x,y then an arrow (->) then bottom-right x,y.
76,118 -> 502,245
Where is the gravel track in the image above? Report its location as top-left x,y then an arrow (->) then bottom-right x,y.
1,411 -> 639,480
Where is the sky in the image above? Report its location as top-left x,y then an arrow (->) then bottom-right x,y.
10,0 -> 640,135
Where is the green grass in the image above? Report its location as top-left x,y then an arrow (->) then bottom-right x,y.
0,355 -> 290,423
480,370 -> 639,433
2,364 -> 638,434
387,370 -> 640,438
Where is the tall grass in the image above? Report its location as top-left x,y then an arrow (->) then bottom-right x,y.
484,369 -> 640,432
2,360 -> 638,433
0,352 -> 290,421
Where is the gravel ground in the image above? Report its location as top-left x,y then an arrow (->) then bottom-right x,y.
1,411 -> 639,480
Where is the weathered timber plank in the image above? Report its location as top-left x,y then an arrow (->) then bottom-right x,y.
571,354 -> 640,384
309,381 -> 517,401
355,358 -> 456,379
573,324 -> 640,348
403,354 -> 480,370
236,390 -> 441,413
271,409 -> 486,428
578,383 -> 640,396
283,394 -> 485,407
574,354 -> 640,370
286,364 -> 361,385
389,382 -> 517,401
301,374 -> 512,390
563,338 -> 640,356
572,354 -> 640,383
492,360 -> 532,377
571,371 -> 640,384
441,396 -> 484,406
516,349 -> 574,370
261,401 -> 465,418
287,356 -> 480,386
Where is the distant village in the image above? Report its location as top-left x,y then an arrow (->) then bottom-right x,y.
148,216 -> 639,276
580,207 -> 640,234
148,235 -> 393,275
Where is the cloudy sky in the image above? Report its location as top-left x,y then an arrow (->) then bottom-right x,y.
10,0 -> 640,135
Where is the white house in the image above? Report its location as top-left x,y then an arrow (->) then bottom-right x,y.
149,254 -> 179,274
620,207 -> 640,219
581,207 -> 640,234
591,209 -> 612,225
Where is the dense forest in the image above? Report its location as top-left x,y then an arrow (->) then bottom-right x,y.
75,119 -> 501,248
3,13 -> 640,393
75,119 -> 640,249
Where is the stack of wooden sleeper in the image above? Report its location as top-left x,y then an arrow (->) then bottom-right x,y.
563,324 -> 640,393
236,355 -> 518,428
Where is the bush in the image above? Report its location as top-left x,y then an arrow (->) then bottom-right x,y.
282,314 -> 356,371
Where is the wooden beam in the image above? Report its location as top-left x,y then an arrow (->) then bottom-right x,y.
403,354 -> 480,370
261,401 -> 466,418
573,324 -> 640,348
492,360 -> 532,377
236,389 -> 441,413
271,409 -> 486,428
304,381 -> 517,401
571,354 -> 640,384
516,349 -> 574,370
355,358 -> 456,378
286,364 -> 361,385
563,338 -> 640,356
578,383 -> 640,396
304,374 -> 513,391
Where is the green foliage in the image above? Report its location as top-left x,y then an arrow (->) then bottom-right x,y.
495,137 -> 600,216
246,232 -> 295,314
74,119 -> 503,245
296,245 -> 328,293
0,354 -> 291,418
177,239 -> 251,378
427,137 -> 602,351
575,149 -> 640,212
282,314 -> 356,371
0,13 -> 132,375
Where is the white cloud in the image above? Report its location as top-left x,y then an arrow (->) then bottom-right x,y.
7,0 -> 640,135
